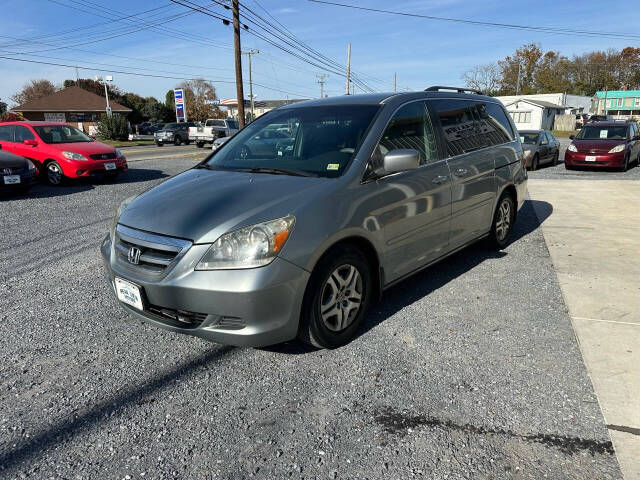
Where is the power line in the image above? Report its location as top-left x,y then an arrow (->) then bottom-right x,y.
308,0 -> 640,40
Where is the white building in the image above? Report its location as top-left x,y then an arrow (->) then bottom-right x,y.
503,98 -> 565,130
495,93 -> 593,115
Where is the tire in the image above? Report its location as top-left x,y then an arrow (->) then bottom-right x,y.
621,154 -> 629,172
156,142 -> 163,147
185,139 -> 191,145
488,193 -> 515,250
552,151 -> 559,166
174,135 -> 182,146
565,163 -> 574,170
298,246 -> 372,349
196,142 -> 204,148
45,161 -> 65,186
531,154 -> 539,171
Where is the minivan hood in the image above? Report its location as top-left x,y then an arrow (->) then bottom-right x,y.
118,168 -> 330,243
573,139 -> 624,152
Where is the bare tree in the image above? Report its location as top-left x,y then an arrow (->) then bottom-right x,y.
10,79 -> 57,106
461,64 -> 501,95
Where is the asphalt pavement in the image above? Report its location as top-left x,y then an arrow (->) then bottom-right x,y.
0,157 -> 621,479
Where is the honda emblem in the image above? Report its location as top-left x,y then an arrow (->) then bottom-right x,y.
128,246 -> 142,265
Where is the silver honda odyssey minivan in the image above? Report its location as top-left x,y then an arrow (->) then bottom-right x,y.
102,87 -> 527,349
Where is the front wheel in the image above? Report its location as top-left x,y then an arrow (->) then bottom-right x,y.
174,135 -> 182,146
552,151 -> 559,166
196,142 -> 204,148
45,161 -> 65,185
488,193 -> 515,249
621,155 -> 629,172
156,142 -> 163,147
298,246 -> 372,349
531,154 -> 539,171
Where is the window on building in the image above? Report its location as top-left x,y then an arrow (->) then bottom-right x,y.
509,111 -> 531,124
617,98 -> 624,107
635,98 -> 640,107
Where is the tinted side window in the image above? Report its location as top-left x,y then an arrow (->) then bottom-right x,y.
431,99 -> 486,156
14,125 -> 35,142
374,101 -> 438,168
0,125 -> 14,142
477,102 -> 515,146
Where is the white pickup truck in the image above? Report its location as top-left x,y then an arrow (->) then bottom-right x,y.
189,118 -> 239,148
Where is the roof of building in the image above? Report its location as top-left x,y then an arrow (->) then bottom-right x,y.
595,90 -> 640,98
504,98 -> 564,109
12,86 -> 132,113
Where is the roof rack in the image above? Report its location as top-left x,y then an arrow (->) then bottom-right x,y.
425,86 -> 484,95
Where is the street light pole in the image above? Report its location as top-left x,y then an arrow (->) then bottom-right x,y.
95,75 -> 113,116
316,74 -> 328,98
345,43 -> 351,95
243,49 -> 259,122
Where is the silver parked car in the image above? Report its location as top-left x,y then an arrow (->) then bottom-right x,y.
519,130 -> 560,170
102,87 -> 527,349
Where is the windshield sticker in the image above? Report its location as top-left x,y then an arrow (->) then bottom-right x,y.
600,129 -> 608,139
326,163 -> 339,170
519,136 -> 525,143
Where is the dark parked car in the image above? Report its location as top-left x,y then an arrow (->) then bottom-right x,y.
154,122 -> 198,146
565,121 -> 640,171
587,114 -> 613,123
519,130 -> 560,170
0,148 -> 37,194
103,86 -> 527,348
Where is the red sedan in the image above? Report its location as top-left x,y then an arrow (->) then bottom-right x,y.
0,121 -> 127,185
565,121 -> 640,171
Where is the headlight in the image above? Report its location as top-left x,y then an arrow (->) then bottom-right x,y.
608,144 -> 625,153
62,151 -> 87,161
196,215 -> 295,270
110,195 -> 136,241
26,159 -> 36,171
567,144 -> 577,152
115,148 -> 124,158
523,149 -> 532,158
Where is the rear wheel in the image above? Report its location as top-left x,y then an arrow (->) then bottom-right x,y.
196,142 -> 204,148
45,161 -> 65,185
488,193 -> 515,249
174,135 -> 182,146
552,151 -> 559,166
298,246 -> 372,349
156,142 -> 163,147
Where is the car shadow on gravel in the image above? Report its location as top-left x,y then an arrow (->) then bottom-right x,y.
0,345 -> 236,474
356,199 -> 553,341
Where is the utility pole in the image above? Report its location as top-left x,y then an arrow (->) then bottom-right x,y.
345,43 -> 351,95
243,49 -> 259,122
516,61 -> 521,96
316,74 -> 328,98
604,85 -> 608,115
393,72 -> 397,92
232,0 -> 245,128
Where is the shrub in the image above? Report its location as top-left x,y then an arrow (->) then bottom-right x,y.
0,112 -> 25,122
96,114 -> 129,140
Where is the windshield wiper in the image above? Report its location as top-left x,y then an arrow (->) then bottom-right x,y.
194,163 -> 216,170
235,167 -> 318,177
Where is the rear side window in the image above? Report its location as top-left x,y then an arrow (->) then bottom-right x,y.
431,99 -> 486,156
477,102 -> 515,145
0,125 -> 14,142
14,125 -> 35,143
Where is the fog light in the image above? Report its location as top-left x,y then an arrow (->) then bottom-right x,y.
76,169 -> 85,175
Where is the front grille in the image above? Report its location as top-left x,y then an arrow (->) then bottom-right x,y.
90,152 -> 117,160
2,166 -> 25,175
147,304 -> 208,328
114,224 -> 191,275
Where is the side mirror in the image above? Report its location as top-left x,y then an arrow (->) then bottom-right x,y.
383,149 -> 420,175
23,139 -> 38,146
569,135 -> 575,140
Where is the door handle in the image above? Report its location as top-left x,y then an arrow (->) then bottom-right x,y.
453,168 -> 468,177
431,175 -> 448,185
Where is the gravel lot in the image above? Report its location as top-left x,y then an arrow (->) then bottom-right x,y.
0,157 -> 621,479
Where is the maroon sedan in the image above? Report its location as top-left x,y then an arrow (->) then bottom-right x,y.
565,121 -> 640,171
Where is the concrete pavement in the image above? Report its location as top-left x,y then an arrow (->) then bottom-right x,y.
528,178 -> 640,479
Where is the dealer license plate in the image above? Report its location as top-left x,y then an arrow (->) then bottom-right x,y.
3,175 -> 20,184
105,162 -> 116,170
115,277 -> 144,310
585,156 -> 597,162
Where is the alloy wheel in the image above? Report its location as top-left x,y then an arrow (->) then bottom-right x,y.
495,198 -> 512,242
320,264 -> 363,332
47,162 -> 62,185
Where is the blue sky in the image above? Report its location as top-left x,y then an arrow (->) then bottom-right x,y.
0,0 -> 636,107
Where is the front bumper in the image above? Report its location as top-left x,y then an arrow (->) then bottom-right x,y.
100,233 -> 310,347
1,169 -> 37,189
155,134 -> 174,143
565,150 -> 625,168
62,157 -> 128,178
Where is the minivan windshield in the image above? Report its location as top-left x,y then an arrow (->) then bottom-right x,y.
33,125 -> 92,144
577,125 -> 627,140
204,105 -> 380,177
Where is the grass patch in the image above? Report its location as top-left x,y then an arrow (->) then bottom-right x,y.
100,139 -> 156,147
552,130 -> 579,138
